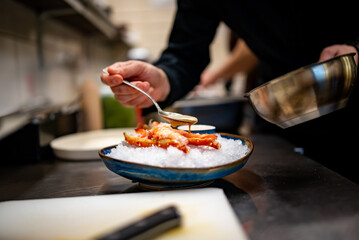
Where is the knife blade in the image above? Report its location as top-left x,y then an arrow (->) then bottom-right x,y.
95,205 -> 181,240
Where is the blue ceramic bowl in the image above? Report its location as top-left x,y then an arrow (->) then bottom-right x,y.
99,133 -> 253,190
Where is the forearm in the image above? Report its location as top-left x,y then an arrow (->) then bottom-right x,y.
211,39 -> 258,80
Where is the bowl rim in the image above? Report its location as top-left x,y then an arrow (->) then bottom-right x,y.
245,52 -> 356,96
98,132 -> 254,171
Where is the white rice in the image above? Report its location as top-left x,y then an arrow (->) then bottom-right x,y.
106,134 -> 250,168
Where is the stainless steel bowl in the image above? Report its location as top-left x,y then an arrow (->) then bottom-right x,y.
245,53 -> 357,128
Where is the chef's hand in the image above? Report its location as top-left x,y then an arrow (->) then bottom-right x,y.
101,60 -> 170,108
199,69 -> 219,87
318,44 -> 358,66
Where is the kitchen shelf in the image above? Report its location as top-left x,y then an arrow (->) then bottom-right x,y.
13,0 -> 121,39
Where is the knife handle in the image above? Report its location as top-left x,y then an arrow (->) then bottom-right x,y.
96,205 -> 181,240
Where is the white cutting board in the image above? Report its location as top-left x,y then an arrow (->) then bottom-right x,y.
0,188 -> 248,240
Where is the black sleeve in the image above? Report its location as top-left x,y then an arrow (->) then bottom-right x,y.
153,0 -> 220,108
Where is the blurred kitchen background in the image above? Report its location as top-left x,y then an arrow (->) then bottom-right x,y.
0,0 -> 253,163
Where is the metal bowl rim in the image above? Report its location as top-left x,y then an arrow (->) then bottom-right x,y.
245,52 -> 356,96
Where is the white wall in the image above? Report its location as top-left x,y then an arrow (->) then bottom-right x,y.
107,0 -> 231,67
0,0 -> 128,117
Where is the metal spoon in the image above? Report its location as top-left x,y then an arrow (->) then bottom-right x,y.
102,68 -> 198,128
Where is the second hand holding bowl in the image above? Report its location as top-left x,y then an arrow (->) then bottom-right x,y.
245,53 -> 357,128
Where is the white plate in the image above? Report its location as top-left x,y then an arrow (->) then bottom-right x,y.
50,128 -> 135,160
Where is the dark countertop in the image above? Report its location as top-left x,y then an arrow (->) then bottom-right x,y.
1,133 -> 359,240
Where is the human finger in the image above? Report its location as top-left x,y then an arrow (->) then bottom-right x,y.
107,60 -> 147,80
111,81 -> 153,108
318,47 -> 338,63
318,44 -> 358,64
101,73 -> 124,87
101,66 -> 123,87
116,92 -> 154,108
110,81 -> 150,96
122,85 -> 156,108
